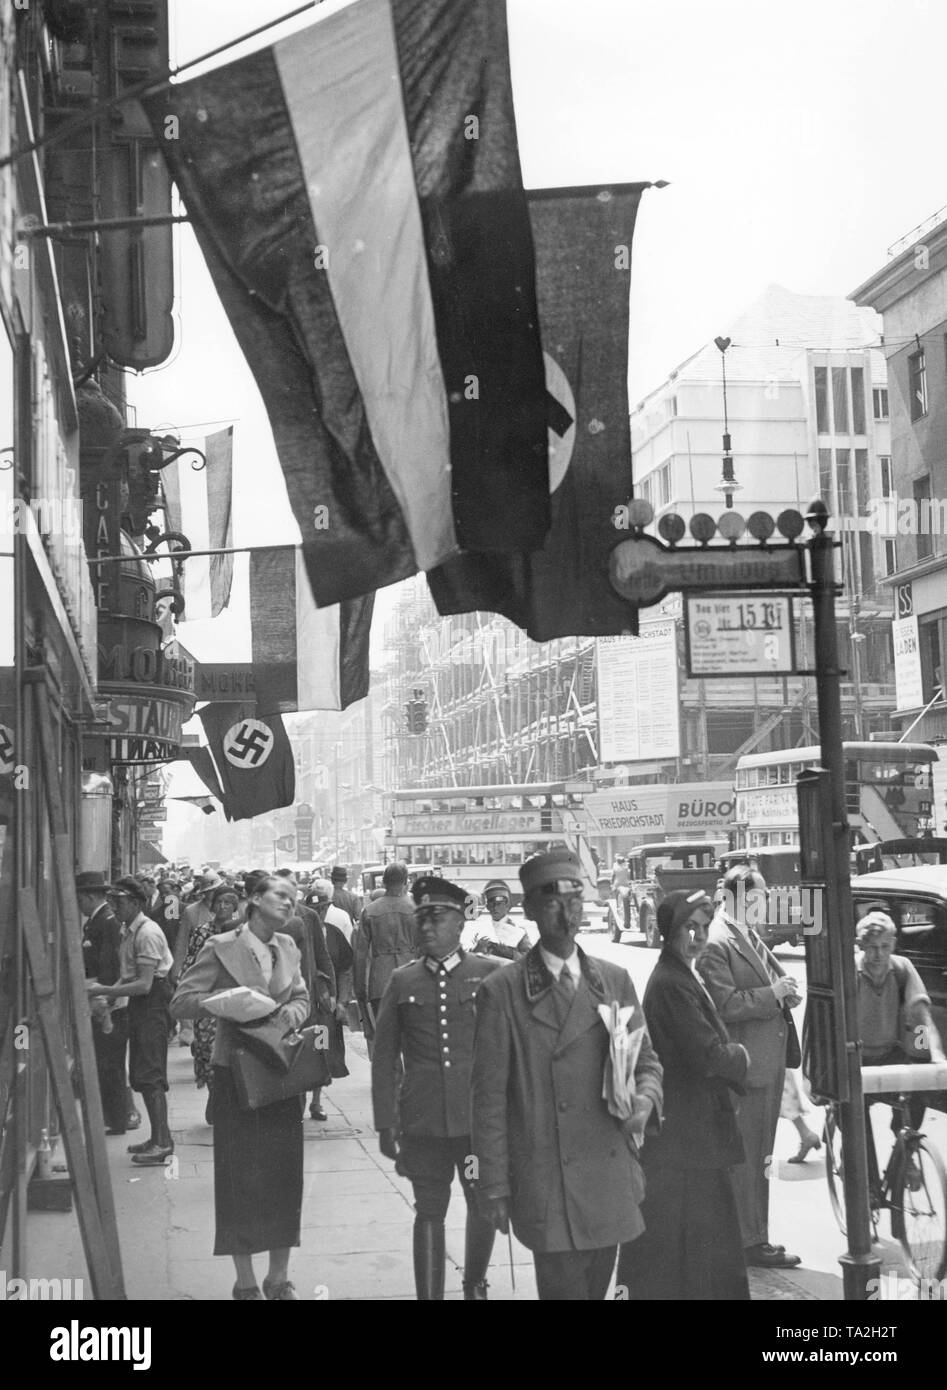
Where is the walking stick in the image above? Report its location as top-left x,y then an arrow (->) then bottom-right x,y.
508,1230 -> 515,1292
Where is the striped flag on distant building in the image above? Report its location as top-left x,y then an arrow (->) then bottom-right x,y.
249,547 -> 373,714
427,183 -> 650,640
161,427 -> 234,621
144,0 -> 548,607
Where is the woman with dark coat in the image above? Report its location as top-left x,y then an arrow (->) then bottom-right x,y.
171,874 -> 310,1300
616,889 -> 750,1300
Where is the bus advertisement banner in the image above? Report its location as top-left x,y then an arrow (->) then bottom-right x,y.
584,783 -> 734,838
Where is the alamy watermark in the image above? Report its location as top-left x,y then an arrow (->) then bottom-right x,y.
0,1270 -> 84,1300
866,494 -> 947,537
718,882 -> 823,935
0,498 -> 83,539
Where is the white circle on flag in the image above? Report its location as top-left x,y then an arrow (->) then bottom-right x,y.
223,719 -> 274,770
544,351 -> 576,494
0,724 -> 13,774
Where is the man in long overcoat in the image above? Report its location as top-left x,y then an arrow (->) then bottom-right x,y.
471,850 -> 663,1300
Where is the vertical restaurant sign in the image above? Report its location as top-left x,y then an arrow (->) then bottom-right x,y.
892,615 -> 923,712
596,621 -> 680,763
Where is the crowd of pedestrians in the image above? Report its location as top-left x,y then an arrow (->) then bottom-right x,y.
76,851 -> 945,1301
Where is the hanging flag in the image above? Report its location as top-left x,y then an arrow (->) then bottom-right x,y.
249,546 -> 372,714
143,0 -> 548,608
427,183 -> 650,640
161,427 -> 234,621
199,703 -> 295,823
183,744 -> 226,803
170,795 -> 217,816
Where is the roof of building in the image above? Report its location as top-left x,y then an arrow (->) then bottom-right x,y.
635,284 -> 883,406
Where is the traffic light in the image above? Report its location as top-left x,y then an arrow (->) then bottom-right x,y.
404,697 -> 429,734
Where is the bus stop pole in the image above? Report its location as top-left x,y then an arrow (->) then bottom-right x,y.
808,512 -> 881,1299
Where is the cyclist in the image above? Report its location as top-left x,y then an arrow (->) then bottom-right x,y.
855,908 -> 945,1144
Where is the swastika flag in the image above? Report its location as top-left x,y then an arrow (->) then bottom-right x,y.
198,703 -> 295,823
427,183 -> 650,640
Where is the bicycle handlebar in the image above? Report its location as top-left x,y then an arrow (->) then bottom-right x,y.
861,1061 -> 947,1094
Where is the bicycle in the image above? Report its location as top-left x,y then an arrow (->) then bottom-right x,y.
824,1090 -> 947,1282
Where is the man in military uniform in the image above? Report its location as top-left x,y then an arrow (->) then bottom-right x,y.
464,879 -> 531,959
372,875 -> 502,1300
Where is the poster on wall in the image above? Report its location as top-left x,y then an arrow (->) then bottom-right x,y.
596,620 -> 680,763
892,615 -> 923,712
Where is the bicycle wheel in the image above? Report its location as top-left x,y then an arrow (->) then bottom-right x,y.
824,1107 -> 846,1235
895,1136 -> 947,1283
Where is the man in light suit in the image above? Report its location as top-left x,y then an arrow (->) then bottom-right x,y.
472,849 -> 663,1300
698,865 -> 803,1269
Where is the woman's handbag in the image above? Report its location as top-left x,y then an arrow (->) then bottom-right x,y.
231,1023 -> 332,1110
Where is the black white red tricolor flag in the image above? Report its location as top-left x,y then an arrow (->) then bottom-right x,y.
145,0 -> 548,606
427,183 -> 647,640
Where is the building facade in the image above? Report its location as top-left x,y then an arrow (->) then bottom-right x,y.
852,211 -> 947,736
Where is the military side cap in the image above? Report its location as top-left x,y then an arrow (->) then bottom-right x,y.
519,850 -> 584,895
412,875 -> 474,914
483,878 -> 512,900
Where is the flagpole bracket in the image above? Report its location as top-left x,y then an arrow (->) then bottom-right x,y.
144,529 -> 192,557
148,445 -> 207,473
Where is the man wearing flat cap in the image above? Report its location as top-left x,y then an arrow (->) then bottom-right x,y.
471,849 -> 663,1300
88,876 -> 175,1165
372,875 -> 503,1300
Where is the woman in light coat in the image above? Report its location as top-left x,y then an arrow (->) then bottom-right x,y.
171,874 -> 309,1301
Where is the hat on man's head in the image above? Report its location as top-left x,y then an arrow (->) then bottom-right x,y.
194,870 -> 224,894
312,878 -> 334,901
330,865 -> 348,882
519,849 -> 583,897
412,875 -> 476,918
107,875 -> 149,905
76,870 -> 109,893
483,878 -> 512,902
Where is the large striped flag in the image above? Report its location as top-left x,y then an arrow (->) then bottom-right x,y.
144,0 -> 548,607
427,183 -> 650,640
161,427 -> 234,621
249,547 -> 373,714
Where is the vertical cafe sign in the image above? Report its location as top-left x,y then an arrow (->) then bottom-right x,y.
596,620 -> 681,763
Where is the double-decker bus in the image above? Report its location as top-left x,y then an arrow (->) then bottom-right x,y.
384,782 -> 598,903
733,742 -> 938,850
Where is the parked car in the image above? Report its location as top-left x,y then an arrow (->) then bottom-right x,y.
613,839 -> 728,947
715,846 -> 806,949
849,865 -> 947,1077
850,837 -> 947,876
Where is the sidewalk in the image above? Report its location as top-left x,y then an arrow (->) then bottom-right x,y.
29,1034 -> 849,1301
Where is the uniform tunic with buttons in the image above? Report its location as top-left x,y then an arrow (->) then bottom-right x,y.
372,951 -> 502,1137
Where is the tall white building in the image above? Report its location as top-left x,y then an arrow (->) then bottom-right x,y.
629,284 -> 896,760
